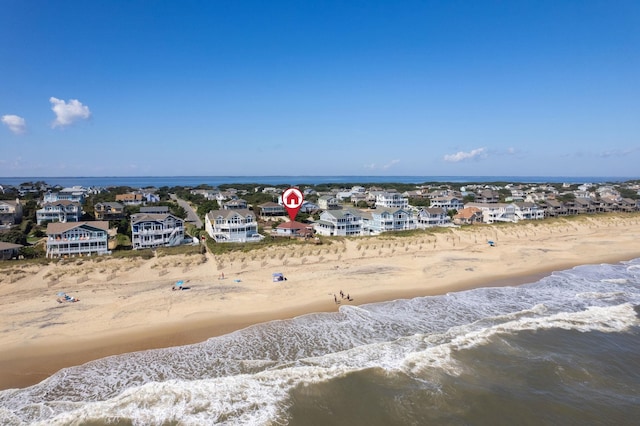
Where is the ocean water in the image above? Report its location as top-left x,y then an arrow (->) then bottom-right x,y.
0,175 -> 637,189
1,259 -> 640,425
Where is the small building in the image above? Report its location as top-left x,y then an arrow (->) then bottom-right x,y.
46,221 -> 110,258
0,241 -> 23,260
453,207 -> 483,225
274,221 -> 314,238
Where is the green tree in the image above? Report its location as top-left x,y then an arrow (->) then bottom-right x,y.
409,197 -> 430,207
0,228 -> 27,245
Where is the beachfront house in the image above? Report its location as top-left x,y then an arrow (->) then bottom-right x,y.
362,207 -> 416,235
45,221 -> 110,258
274,221 -> 314,238
0,199 -> 23,227
453,207 -> 483,225
541,199 -> 568,217
204,209 -> 263,243
36,201 -> 83,225
94,202 -> 125,221
314,209 -> 363,236
513,202 -> 545,221
130,213 -> 185,249
465,202 -> 516,223
415,207 -> 452,228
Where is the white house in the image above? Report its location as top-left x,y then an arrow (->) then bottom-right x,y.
131,213 -> 185,249
314,209 -> 363,236
375,192 -> 409,209
318,195 -> 341,210
43,187 -> 86,204
465,202 -> 516,223
205,209 -> 263,243
36,201 -> 83,225
513,202 -> 545,221
46,221 -> 110,258
0,199 -> 23,227
429,196 -> 464,212
362,207 -> 416,235
415,207 -> 451,228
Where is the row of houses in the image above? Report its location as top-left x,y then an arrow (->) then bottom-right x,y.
41,209 -> 187,258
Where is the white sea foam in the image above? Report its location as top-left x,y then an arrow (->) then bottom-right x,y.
400,303 -> 639,378
3,258 -> 640,425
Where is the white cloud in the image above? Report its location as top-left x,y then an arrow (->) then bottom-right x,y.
363,159 -> 400,170
443,147 -> 486,162
50,97 -> 91,128
1,114 -> 27,134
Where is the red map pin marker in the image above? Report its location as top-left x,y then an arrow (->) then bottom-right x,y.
282,187 -> 304,221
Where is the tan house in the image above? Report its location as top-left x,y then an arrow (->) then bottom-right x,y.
453,207 -> 483,225
0,199 -> 23,227
94,202 -> 125,220
115,193 -> 145,206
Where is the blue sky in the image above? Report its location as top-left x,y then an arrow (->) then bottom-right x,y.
1,1 -> 639,178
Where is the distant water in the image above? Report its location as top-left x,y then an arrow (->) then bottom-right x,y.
1,259 -> 639,425
0,175 -> 637,188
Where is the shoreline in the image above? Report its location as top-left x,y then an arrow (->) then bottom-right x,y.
0,268 -> 555,390
1,215 -> 639,391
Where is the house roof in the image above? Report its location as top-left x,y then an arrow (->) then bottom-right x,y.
0,242 -> 23,250
277,221 -> 312,230
455,207 -> 482,219
42,200 -> 81,207
140,206 -> 169,213
207,209 -> 254,220
259,202 -> 283,208
96,202 -> 124,208
131,213 -> 180,224
46,221 -> 109,234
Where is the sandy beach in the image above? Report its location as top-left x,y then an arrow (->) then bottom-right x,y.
1,214 -> 639,390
